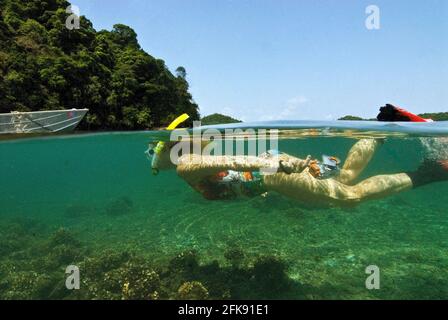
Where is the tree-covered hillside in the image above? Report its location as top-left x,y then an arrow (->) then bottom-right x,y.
0,0 -> 199,130
339,112 -> 448,121
201,113 -> 241,125
338,115 -> 365,121
418,112 -> 448,121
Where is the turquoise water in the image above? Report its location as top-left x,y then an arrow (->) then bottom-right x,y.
1,129 -> 448,299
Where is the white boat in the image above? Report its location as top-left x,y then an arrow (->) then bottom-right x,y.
0,109 -> 88,134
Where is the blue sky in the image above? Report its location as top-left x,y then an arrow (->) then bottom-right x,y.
73,0 -> 447,121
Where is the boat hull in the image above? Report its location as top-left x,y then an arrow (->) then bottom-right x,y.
0,109 -> 88,134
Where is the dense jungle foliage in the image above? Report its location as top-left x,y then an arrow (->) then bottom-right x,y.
0,0 -> 200,130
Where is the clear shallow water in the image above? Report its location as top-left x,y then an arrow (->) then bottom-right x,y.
1,128 -> 448,299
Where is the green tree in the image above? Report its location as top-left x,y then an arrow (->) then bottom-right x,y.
110,24 -> 139,49
0,0 -> 200,129
176,66 -> 186,79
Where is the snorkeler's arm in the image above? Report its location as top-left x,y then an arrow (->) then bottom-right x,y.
176,154 -> 292,185
177,154 -> 274,183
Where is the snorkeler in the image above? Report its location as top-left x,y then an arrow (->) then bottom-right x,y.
171,140 -> 448,206
148,108 -> 448,206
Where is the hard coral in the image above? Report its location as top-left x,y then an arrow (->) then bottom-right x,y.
177,281 -> 209,300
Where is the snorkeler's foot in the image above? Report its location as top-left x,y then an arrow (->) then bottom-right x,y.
407,159 -> 448,187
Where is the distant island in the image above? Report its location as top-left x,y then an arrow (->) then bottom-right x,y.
417,112 -> 448,121
200,113 -> 241,125
339,112 -> 448,121
0,0 -> 199,130
338,115 -> 367,121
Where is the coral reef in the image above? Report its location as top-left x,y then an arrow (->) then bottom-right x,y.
177,281 -> 209,300
224,246 -> 246,267
0,221 -> 299,300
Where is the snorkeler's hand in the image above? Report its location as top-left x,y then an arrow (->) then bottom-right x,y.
308,160 -> 321,178
279,155 -> 311,174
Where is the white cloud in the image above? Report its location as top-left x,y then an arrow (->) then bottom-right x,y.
259,95 -> 309,121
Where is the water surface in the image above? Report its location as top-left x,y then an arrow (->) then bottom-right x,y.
1,125 -> 448,299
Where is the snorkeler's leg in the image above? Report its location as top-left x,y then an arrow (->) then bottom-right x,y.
345,159 -> 448,202
337,139 -> 382,184
406,159 -> 448,187
347,173 -> 413,201
263,171 -> 412,205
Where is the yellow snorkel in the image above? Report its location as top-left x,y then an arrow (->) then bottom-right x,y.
150,113 -> 190,175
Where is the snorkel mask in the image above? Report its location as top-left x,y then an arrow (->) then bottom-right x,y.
145,113 -> 190,175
